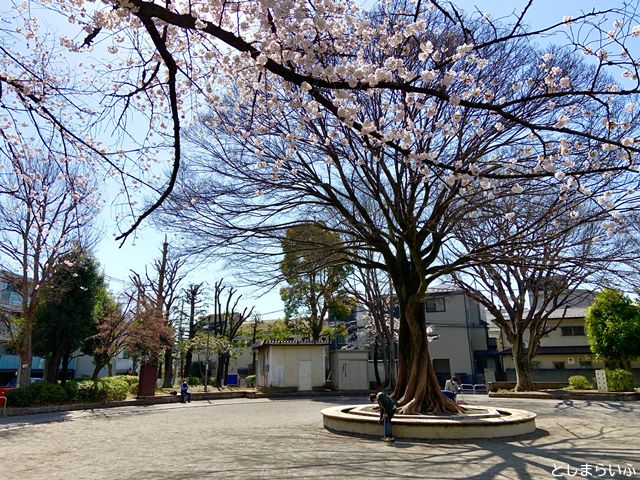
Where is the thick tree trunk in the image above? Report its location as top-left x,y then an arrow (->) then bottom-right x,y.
107,362 -> 113,377
372,336 -> 382,387
18,311 -> 34,388
162,347 -> 173,387
60,351 -> 70,385
512,338 -> 535,392
45,351 -> 61,383
383,324 -> 393,389
393,296 -> 459,415
184,348 -> 193,378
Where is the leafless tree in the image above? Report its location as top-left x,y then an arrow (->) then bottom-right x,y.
203,279 -> 255,387
181,282 -> 207,378
345,258 -> 396,389
448,191 -> 638,391
130,239 -> 186,386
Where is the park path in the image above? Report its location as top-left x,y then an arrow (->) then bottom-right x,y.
0,395 -> 638,479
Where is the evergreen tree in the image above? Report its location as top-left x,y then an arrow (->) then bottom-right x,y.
32,248 -> 105,383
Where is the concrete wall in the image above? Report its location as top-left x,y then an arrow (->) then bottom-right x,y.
73,352 -> 133,378
506,368 -> 640,385
502,352 -> 604,370
542,319 -> 588,348
428,325 -> 474,378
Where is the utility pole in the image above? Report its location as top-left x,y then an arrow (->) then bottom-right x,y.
204,317 -> 211,392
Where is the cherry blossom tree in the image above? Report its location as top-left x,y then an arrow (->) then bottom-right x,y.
0,148 -> 98,387
156,25 -> 640,415
4,0 -> 640,411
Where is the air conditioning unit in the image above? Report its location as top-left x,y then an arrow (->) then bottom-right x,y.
567,357 -> 575,365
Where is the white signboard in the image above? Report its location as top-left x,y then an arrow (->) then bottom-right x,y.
595,369 -> 608,392
484,368 -> 496,384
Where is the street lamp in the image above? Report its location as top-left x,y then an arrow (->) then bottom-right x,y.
202,322 -> 215,392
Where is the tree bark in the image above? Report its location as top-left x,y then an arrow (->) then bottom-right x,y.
45,351 -> 61,383
511,337 -> 535,391
372,336 -> 382,387
162,347 -> 173,387
18,311 -> 34,388
184,348 -> 193,378
91,363 -> 104,381
60,351 -> 70,385
392,296 -> 459,415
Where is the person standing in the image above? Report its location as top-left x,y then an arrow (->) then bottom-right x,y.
370,392 -> 397,442
180,380 -> 191,403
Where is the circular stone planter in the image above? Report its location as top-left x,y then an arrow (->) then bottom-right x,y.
321,404 -> 536,440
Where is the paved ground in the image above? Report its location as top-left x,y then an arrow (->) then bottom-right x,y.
0,395 -> 638,479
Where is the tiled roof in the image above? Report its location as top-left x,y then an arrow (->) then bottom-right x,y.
252,340 -> 330,349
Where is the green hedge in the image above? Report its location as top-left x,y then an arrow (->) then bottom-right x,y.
6,382 -> 67,407
6,376 -> 134,407
567,375 -> 593,390
605,369 -> 635,392
245,375 -> 256,387
118,375 -> 139,387
187,376 -> 202,386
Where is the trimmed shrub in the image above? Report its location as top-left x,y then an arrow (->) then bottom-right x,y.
66,377 -> 131,402
6,382 -> 67,407
245,375 -> 256,387
118,375 -> 139,387
6,387 -> 34,407
605,369 -> 635,392
100,376 -> 129,401
188,376 -> 202,386
71,379 -> 107,402
64,380 -> 79,400
29,382 -> 67,404
567,375 -> 593,390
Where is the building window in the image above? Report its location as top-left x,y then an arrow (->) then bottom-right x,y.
426,297 -> 445,312
561,326 -> 585,336
553,362 -> 565,370
579,360 -> 592,368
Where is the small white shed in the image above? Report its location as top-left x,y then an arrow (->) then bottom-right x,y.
330,350 -> 369,391
253,341 -> 328,391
